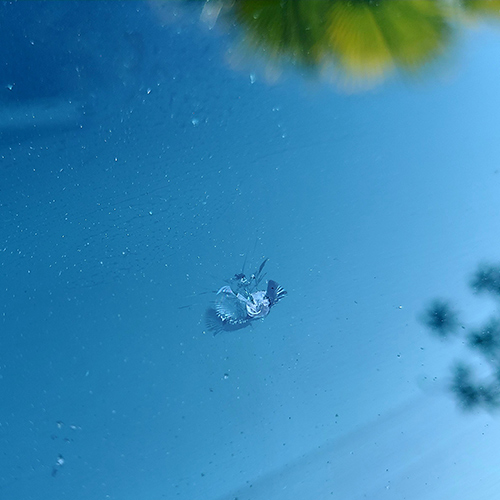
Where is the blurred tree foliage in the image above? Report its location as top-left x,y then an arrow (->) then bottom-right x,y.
230,0 -> 332,69
325,0 -> 450,80
217,0 -> 500,87
423,264 -> 500,412
461,0 -> 500,20
227,0 -> 451,85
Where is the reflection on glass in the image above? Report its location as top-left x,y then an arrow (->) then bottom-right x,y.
182,0 -> 500,89
224,0 -> 451,88
462,0 -> 500,20
230,0 -> 332,70
325,0 -> 450,85
423,264 -> 500,411
421,299 -> 459,339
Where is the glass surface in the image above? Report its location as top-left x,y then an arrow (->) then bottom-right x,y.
2,1 -> 500,498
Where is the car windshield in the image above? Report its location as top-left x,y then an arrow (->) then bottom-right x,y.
2,1 -> 500,499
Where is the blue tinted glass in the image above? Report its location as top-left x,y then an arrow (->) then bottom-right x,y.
2,1 -> 500,499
